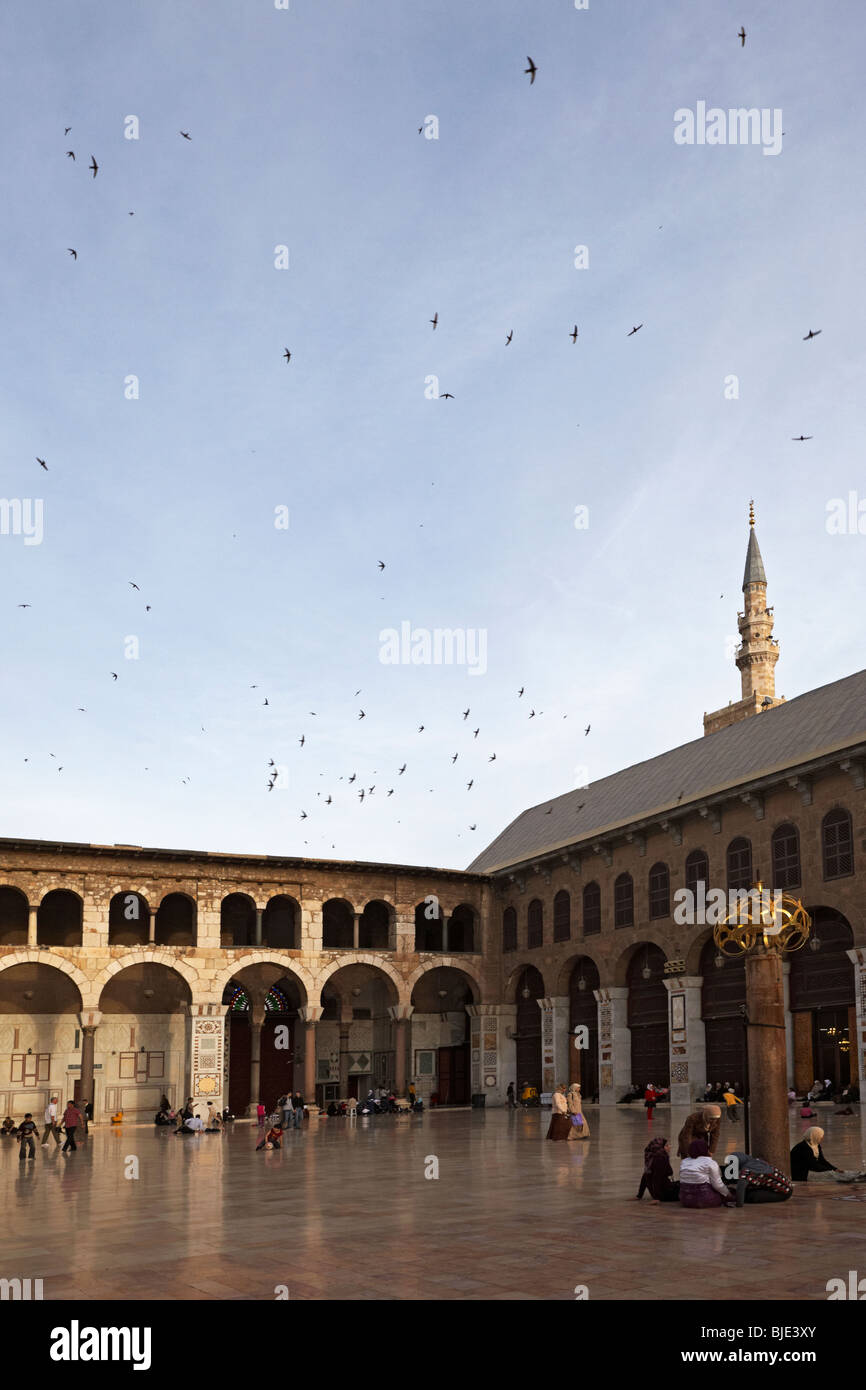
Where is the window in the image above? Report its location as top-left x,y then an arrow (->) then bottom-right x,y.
10,1053 -> 51,1083
727,837 -> 752,891
685,850 -> 709,900
502,907 -> 517,953
648,862 -> 670,919
822,809 -> 854,880
583,882 -> 601,936
118,1051 -> 164,1081
553,890 -> 571,942
614,873 -> 634,928
771,823 -> 801,890
527,899 -> 543,949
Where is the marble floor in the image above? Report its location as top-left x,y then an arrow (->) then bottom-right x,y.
2,1104 -> 864,1301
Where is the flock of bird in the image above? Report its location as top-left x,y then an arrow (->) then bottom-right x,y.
13,30 -> 825,856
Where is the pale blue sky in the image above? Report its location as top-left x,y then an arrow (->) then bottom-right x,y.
2,0 -> 864,869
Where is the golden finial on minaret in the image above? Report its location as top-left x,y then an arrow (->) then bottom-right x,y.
749,500 -> 755,527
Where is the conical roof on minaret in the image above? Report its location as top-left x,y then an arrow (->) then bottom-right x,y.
742,501 -> 767,587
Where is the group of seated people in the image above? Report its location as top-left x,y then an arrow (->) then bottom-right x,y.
325,1089 -> 424,1117
153,1096 -> 230,1134
636,1105 -> 843,1207
697,1081 -> 745,1103
793,1079 -> 859,1116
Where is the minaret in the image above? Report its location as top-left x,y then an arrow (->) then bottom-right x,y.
703,503 -> 785,735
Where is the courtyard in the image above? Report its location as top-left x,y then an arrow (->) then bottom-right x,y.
3,1104 -> 864,1302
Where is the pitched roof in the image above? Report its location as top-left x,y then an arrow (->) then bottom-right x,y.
466,669 -> 866,874
743,527 -> 767,586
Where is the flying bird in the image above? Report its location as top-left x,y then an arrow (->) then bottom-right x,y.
378,560 -> 385,570
525,56 -> 537,84
64,127 -> 71,135
263,698 -> 269,705
180,131 -> 192,140
387,788 -> 394,796
325,795 -> 332,805
283,349 -> 291,363
570,326 -> 578,343
584,724 -> 591,735
451,753 -> 458,763
89,156 -> 98,178
467,779 -> 474,790
300,810 -> 307,819
473,728 -> 479,738
398,764 -> 406,775
145,604 -> 151,611
67,248 -> 77,259
488,753 -> 496,762
66,151 -> 75,160
129,581 -> 140,590
418,725 -> 425,733
518,687 -> 524,697
430,313 -> 438,330
37,458 -> 47,470
791,435 -> 813,442
110,672 -> 118,680
348,773 -> 356,783
17,604 -> 31,609
738,26 -> 746,46
803,329 -> 822,340
627,324 -> 643,336
505,330 -> 513,345
440,392 -> 454,400
299,735 -> 305,747
77,708 -> 86,713
462,709 -> 470,719
358,788 -> 365,802
469,824 -> 477,831
358,709 -> 365,719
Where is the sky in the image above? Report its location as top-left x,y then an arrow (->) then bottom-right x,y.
2,0 -> 865,872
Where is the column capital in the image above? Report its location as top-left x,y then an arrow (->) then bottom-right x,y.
663,976 -> 703,992
299,1005 -> 323,1024
594,986 -> 628,1003
537,995 -> 569,1011
187,1001 -> 226,1018
388,1004 -> 414,1022
78,1010 -> 102,1030
846,948 -> 866,969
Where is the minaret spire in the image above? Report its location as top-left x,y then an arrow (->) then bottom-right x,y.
703,504 -> 785,735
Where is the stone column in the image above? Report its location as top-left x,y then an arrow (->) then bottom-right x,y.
595,986 -> 630,1107
745,946 -> 790,1175
389,1004 -> 414,1095
782,961 -> 794,1088
338,1019 -> 351,1095
78,1009 -> 102,1113
147,909 -> 156,944
187,1003 -> 227,1115
352,914 -> 361,950
247,1001 -> 265,1116
442,915 -> 450,953
663,976 -> 705,1106
467,1003 -> 515,1106
254,910 -> 263,947
298,1005 -> 323,1099
846,949 -> 866,1095
27,904 -> 38,947
537,996 -> 570,1094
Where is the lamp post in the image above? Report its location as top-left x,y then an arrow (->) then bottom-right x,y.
714,883 -> 811,1175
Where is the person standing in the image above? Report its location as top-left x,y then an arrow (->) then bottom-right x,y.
256,1101 -> 266,1128
677,1105 -> 722,1158
292,1092 -> 304,1128
506,1082 -> 517,1109
644,1082 -> 659,1120
17,1112 -> 38,1162
41,1097 -> 61,1147
566,1082 -> 590,1139
546,1083 -> 571,1141
281,1094 -> 293,1131
61,1100 -> 82,1153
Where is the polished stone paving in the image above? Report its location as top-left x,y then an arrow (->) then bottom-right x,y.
2,1105 -> 865,1301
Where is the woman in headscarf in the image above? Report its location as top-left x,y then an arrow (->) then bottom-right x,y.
546,1083 -> 572,1141
790,1127 -> 840,1181
636,1136 -> 679,1202
676,1105 -> 721,1159
678,1139 -> 736,1208
724,1152 -> 793,1205
566,1082 -> 590,1139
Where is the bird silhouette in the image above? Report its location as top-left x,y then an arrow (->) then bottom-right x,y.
358,788 -> 365,802
440,392 -> 454,400
110,672 -> 118,680
488,754 -> 496,762
358,710 -> 365,720
89,156 -> 98,178
469,824 -> 476,831
803,329 -> 822,341
627,324 -> 643,336
418,725 -> 425,732
525,56 -> 537,84
791,435 -> 813,442
299,735 -> 305,747
584,724 -> 591,735
462,708 -> 470,719
66,151 -> 75,160
300,810 -> 307,819
67,248 -> 77,259
738,26 -> 746,46
518,687 -> 524,697
451,753 -> 458,763
129,581 -> 139,590
467,779 -> 474,790
529,709 -> 536,719
473,728 -> 479,738
570,326 -> 578,343
263,698 -> 269,705
506,330 -> 513,345
37,458 -> 47,470
180,131 -> 191,140
64,127 -> 71,135
283,349 -> 291,363
387,789 -> 394,796
430,313 -> 438,330
348,773 -> 356,783
378,560 -> 385,570
325,795 -> 332,805
17,604 -> 31,609
398,764 -> 406,775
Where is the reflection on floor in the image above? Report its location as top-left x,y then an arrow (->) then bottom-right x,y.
1,1105 -> 864,1300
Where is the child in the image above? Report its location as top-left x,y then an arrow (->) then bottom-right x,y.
722,1088 -> 743,1123
256,1123 -> 283,1151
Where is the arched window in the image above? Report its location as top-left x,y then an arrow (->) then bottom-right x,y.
583,882 -> 601,936
648,862 -> 670,919
553,890 -> 571,943
448,904 -> 475,952
727,837 -> 752,891
614,873 -> 634,929
527,899 -> 543,949
323,899 -> 354,949
823,809 -> 854,880
771,824 -> 801,890
0,886 -> 28,946
685,850 -> 709,901
502,907 -> 517,953
414,900 -> 443,952
359,900 -> 391,950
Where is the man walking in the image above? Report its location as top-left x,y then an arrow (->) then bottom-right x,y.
62,1099 -> 83,1153
281,1094 -> 293,1131
18,1112 -> 38,1162
41,1096 -> 61,1146
292,1091 -> 304,1128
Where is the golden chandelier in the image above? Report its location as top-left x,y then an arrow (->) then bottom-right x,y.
712,881 -> 812,957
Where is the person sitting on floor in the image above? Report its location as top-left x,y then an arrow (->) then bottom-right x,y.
256,1123 -> 283,1151
154,1109 -> 173,1126
204,1104 -> 221,1133
636,1136 -> 679,1202
678,1139 -> 736,1208
724,1153 -> 793,1206
1,1116 -> 17,1137
677,1106 -> 722,1159
790,1127 -> 840,1181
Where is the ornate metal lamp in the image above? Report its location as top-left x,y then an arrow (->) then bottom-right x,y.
713,881 -> 811,957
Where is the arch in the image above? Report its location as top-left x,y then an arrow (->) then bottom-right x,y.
553,889 -> 571,944
726,836 -> 752,891
614,872 -> 634,929
822,808 -> 854,880
322,897 -> 355,950
553,948 -> 605,997
582,881 -> 601,935
502,905 -> 518,954
0,885 -> 29,946
527,898 -> 543,949
212,953 -> 314,1005
0,949 -> 93,1007
409,963 -> 480,1009
406,957 -> 483,1002
504,960 -> 548,1004
220,892 -> 257,949
36,889 -> 82,947
359,899 -> 393,951
447,903 -> 476,953
99,960 -> 193,1014
318,955 -> 404,1005
0,958 -> 84,1013
263,895 -> 299,949
92,949 -> 201,1003
610,935 -> 672,989
154,892 -> 196,947
771,822 -> 801,890
648,861 -> 670,919
108,891 -> 151,947
414,898 -> 443,952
